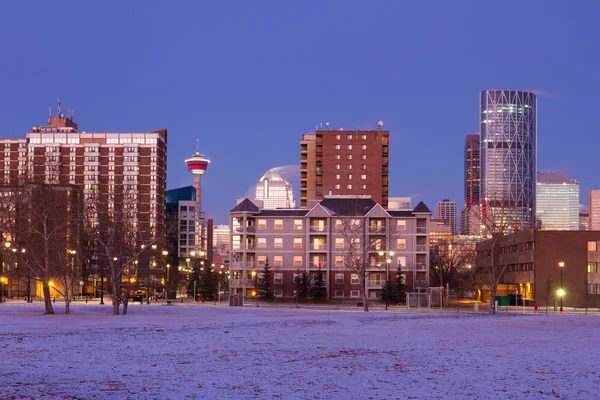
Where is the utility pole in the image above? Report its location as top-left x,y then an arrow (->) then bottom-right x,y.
100,256 -> 105,305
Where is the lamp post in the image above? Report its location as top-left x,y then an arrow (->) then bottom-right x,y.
99,255 -> 105,305
378,250 -> 395,310
558,261 -> 565,313
0,276 -> 6,302
148,244 -> 157,304
68,249 -> 77,299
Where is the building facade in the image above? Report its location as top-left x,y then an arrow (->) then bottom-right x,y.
589,190 -> 600,231
475,231 -> 600,308
255,168 -> 296,209
229,196 -> 431,300
480,90 -> 537,229
460,205 -> 481,237
300,128 -> 390,208
536,172 -> 579,231
580,210 -> 589,231
464,133 -> 480,207
429,218 -> 452,246
436,199 -> 457,235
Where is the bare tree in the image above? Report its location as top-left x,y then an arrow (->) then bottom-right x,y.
429,237 -> 476,290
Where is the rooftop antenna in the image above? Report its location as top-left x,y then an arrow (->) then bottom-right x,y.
57,97 -> 63,117
49,106 -> 52,118
196,138 -> 199,152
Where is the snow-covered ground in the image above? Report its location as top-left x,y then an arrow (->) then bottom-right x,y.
0,303 -> 598,399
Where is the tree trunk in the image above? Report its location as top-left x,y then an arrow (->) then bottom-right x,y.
122,292 -> 129,315
489,286 -> 497,314
65,296 -> 71,314
111,281 -> 120,315
42,286 -> 54,315
361,275 -> 368,312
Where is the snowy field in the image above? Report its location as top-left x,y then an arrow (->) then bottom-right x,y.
0,303 -> 599,399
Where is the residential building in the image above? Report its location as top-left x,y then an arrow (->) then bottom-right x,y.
388,197 -> 412,210
254,168 -> 296,209
300,128 -> 390,208
429,218 -> 452,246
590,190 -> 600,231
474,231 -> 600,308
229,195 -> 431,299
480,90 -> 537,229
536,172 -> 579,231
580,209 -> 589,231
436,199 -> 457,235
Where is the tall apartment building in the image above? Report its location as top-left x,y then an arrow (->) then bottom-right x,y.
461,133 -> 481,235
300,128 -> 390,208
480,90 -> 537,229
590,190 -> 600,231
536,172 -> 579,231
229,196 -> 431,299
436,199 -> 457,235
0,109 -> 167,240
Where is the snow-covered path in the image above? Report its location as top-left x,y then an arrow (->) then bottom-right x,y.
0,303 -> 598,399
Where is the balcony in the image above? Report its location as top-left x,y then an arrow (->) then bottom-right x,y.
382,170 -> 388,176
310,225 -> 327,233
316,160 -> 322,166
235,226 -> 256,234
416,245 -> 427,252
246,244 -> 256,251
414,279 -> 428,288
416,262 -> 427,271
310,243 -> 328,251
416,227 -> 427,234
309,262 -> 327,269
368,279 -> 385,286
230,262 -> 256,269
368,227 -> 386,234
316,169 -> 322,176
230,279 -> 255,288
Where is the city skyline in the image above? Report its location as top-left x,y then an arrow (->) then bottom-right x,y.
0,2 -> 599,224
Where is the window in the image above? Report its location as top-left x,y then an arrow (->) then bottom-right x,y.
335,219 -> 343,230
347,144 -> 352,150
397,256 -> 407,269
351,274 -> 359,284
361,154 -> 367,160
293,256 -> 302,267
397,220 -> 406,230
257,256 -> 266,266
588,263 -> 598,273
351,238 -> 360,249
588,241 -> 597,251
293,238 -> 303,248
335,154 -> 340,159
347,164 -> 352,170
361,174 -> 366,180
258,219 -> 267,230
274,290 -> 283,297
335,273 -> 344,284
350,290 -> 360,297
274,220 -> 283,230
336,164 -> 340,170
335,144 -> 341,150
347,184 -> 352,189
588,284 -> 597,295
370,274 -> 382,285
361,164 -> 367,170
257,238 -> 266,248
335,174 -> 340,180
335,290 -> 344,298
361,184 -> 367,189
347,174 -> 352,180
335,184 -> 340,189
335,255 -> 344,266
397,239 -> 406,249
347,154 -> 353,160
336,134 -> 340,140
294,220 -> 303,230
274,238 -> 283,248
361,134 -> 367,140
335,238 -> 344,249
274,273 -> 283,284
361,144 -> 367,150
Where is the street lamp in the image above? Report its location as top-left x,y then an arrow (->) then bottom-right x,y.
378,250 -> 395,310
0,276 -> 7,302
68,250 -> 77,299
558,261 -> 565,312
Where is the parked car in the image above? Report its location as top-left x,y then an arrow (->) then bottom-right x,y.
132,294 -> 144,303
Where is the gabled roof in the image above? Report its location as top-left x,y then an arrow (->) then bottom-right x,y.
319,197 -> 377,216
257,209 -> 309,217
388,210 -> 415,217
413,201 -> 432,213
230,198 -> 260,213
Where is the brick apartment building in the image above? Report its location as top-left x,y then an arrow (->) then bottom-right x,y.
300,128 -> 390,208
475,231 -> 600,308
229,195 -> 431,300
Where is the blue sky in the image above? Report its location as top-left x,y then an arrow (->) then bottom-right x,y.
0,1 -> 598,224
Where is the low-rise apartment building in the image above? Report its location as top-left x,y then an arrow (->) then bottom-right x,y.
229,195 -> 431,300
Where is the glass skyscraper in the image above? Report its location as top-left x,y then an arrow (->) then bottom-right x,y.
480,90 -> 537,229
536,172 -> 579,231
254,168 -> 296,209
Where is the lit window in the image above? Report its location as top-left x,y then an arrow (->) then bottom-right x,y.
361,174 -> 366,180
336,164 -> 340,170
293,256 -> 302,266
258,219 -> 267,230
335,184 -> 340,189
335,144 -> 341,150
361,145 -> 367,150
293,238 -> 303,248
347,184 -> 352,189
335,154 -> 340,159
294,220 -> 303,230
361,164 -> 367,170
397,239 -> 406,249
274,257 -> 283,267
361,184 -> 366,189
361,134 -> 366,140
351,238 -> 360,248
336,134 -> 340,140
397,256 -> 407,269
335,255 -> 344,266
257,256 -> 266,266
347,134 -> 353,140
274,220 -> 283,230
335,174 -> 340,180
335,238 -> 344,249
361,154 -> 367,160
257,238 -> 266,248
348,174 -> 352,180
274,238 -> 283,248
347,144 -> 352,150
347,164 -> 352,170
589,241 -> 597,251
346,154 -> 352,160
588,263 -> 597,273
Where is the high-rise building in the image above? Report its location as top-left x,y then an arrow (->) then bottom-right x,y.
213,224 -> 231,255
579,209 -> 589,231
536,172 -> 579,231
460,205 -> 481,237
254,168 -> 296,209
0,106 -> 167,240
300,127 -> 390,208
480,90 -> 537,229
589,190 -> 600,230
436,199 -> 457,235
464,133 -> 481,207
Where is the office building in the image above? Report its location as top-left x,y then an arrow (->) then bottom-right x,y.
580,209 -> 589,231
436,199 -> 457,235
429,218 -> 452,246
536,172 -> 579,231
464,133 -> 481,206
229,195 -> 431,299
460,205 -> 481,237
480,90 -> 537,229
388,197 -> 412,210
255,168 -> 296,209
590,190 -> 600,231
300,127 -> 390,208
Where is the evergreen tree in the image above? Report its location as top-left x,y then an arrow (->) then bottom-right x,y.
200,265 -> 216,301
186,262 -> 201,300
394,266 -> 406,304
380,280 -> 394,306
294,268 -> 310,301
258,258 -> 274,300
310,267 -> 327,301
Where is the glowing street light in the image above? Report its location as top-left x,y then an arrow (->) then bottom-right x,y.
558,261 -> 565,312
